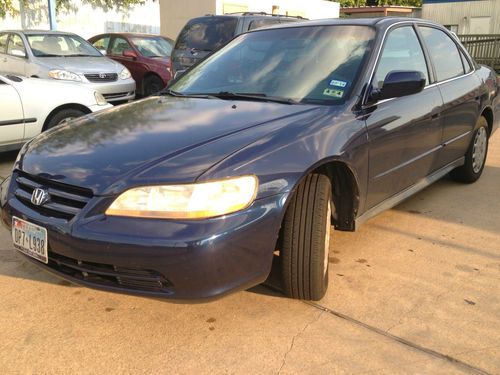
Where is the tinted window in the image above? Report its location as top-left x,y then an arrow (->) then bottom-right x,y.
110,37 -> 132,55
171,25 -> 375,105
0,33 -> 8,54
7,34 -> 26,55
92,36 -> 110,51
419,27 -> 464,82
248,19 -> 280,31
175,17 -> 238,51
27,33 -> 101,57
373,26 -> 429,89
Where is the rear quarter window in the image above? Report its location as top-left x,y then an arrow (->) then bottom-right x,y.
175,17 -> 238,51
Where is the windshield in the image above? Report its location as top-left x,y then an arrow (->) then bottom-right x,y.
27,33 -> 101,57
170,25 -> 375,104
175,16 -> 238,51
130,36 -> 173,57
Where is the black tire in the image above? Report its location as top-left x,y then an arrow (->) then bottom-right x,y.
450,116 -> 489,183
143,75 -> 165,97
45,108 -> 86,130
281,173 -> 333,301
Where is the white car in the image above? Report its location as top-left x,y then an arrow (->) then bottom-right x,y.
0,74 -> 112,152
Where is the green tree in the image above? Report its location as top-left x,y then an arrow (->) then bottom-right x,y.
338,0 -> 421,6
0,0 -> 149,18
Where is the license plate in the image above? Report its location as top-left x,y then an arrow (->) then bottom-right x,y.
12,216 -> 48,264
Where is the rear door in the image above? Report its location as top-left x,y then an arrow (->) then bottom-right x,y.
0,77 -> 25,146
171,16 -> 238,75
365,24 -> 444,209
418,25 -> 482,166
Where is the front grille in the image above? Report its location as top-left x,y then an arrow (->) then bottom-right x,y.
102,91 -> 133,100
14,171 -> 93,220
84,73 -> 118,82
49,252 -> 173,293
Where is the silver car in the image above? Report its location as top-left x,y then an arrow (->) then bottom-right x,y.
0,30 -> 136,103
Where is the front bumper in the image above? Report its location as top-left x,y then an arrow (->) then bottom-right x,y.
1,174 -> 286,301
83,79 -> 136,103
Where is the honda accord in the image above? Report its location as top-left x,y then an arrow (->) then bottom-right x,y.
1,18 -> 499,301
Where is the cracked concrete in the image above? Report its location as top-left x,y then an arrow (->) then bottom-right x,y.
0,132 -> 498,373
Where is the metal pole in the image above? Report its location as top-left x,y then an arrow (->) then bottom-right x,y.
48,0 -> 57,30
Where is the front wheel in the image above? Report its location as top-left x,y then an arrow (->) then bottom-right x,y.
45,108 -> 86,130
450,116 -> 489,183
280,173 -> 333,301
143,75 -> 165,97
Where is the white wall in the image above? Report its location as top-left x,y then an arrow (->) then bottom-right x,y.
0,0 -> 160,39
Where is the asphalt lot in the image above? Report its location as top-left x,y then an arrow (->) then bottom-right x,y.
0,132 -> 499,374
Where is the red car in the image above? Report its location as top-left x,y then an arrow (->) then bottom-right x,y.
89,33 -> 174,97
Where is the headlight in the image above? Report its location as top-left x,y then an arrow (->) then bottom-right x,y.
106,175 -> 258,219
119,68 -> 131,80
48,70 -> 81,82
94,91 -> 108,106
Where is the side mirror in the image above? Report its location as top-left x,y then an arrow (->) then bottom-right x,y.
99,49 -> 107,56
11,49 -> 26,58
371,70 -> 426,103
123,49 -> 137,59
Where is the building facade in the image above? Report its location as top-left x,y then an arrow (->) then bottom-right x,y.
0,0 -> 160,39
422,0 -> 500,34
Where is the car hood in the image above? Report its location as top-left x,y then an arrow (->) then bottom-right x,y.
36,56 -> 124,73
19,96 -> 320,195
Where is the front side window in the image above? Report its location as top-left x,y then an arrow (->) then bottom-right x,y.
171,25 -> 375,105
26,34 -> 101,57
373,26 -> 429,89
419,27 -> 464,82
7,34 -> 26,56
109,37 -> 132,55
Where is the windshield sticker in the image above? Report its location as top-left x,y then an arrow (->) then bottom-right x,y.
323,88 -> 344,98
329,79 -> 348,88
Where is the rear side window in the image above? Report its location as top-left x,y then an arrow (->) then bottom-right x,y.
0,33 -> 8,54
373,26 -> 429,89
248,19 -> 280,31
419,27 -> 464,82
175,17 -> 238,51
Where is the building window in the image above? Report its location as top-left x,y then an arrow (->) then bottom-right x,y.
444,25 -> 458,34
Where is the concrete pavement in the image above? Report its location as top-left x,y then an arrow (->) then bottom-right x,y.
0,133 -> 498,374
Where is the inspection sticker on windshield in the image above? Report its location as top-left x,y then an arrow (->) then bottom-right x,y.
329,79 -> 348,88
323,88 -> 344,98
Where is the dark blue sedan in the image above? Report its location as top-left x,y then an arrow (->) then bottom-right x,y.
1,18 -> 499,301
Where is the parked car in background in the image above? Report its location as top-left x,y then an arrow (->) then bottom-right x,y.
2,18 -> 498,302
171,12 -> 304,77
89,33 -> 174,97
0,74 -> 112,152
0,30 -> 136,103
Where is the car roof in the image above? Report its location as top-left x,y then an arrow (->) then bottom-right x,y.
93,32 -> 168,38
3,30 -> 79,36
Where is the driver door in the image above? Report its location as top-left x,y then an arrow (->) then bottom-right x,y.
365,25 -> 444,209
0,78 -> 25,146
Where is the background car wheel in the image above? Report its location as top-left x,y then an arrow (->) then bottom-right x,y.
143,75 -> 165,97
450,116 -> 489,183
46,108 -> 86,130
281,173 -> 333,301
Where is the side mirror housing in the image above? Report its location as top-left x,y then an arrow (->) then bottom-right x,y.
11,49 -> 26,58
371,70 -> 426,103
123,49 -> 137,59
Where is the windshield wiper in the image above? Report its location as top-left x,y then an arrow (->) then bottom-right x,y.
159,89 -> 215,99
207,91 -> 298,105
64,54 -> 97,57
